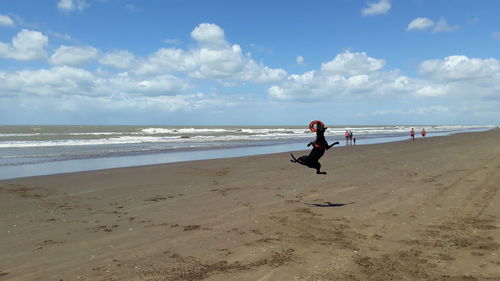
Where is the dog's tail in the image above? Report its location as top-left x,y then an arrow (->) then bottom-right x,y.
290,153 -> 298,163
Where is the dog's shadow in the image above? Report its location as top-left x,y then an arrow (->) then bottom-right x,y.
304,201 -> 355,207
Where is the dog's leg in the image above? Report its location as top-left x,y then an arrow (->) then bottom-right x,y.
315,162 -> 327,175
291,153 -> 307,164
297,156 -> 309,165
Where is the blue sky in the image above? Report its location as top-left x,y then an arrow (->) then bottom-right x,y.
0,0 -> 499,125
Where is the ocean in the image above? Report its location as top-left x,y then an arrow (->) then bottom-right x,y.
0,125 -> 493,180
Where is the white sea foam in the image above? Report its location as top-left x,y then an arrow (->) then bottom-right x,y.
0,136 -> 177,148
0,133 -> 41,137
0,131 -> 315,148
0,132 -> 120,138
68,132 -> 119,136
140,128 -> 178,134
141,128 -> 230,134
0,125 -> 492,148
239,128 -> 306,134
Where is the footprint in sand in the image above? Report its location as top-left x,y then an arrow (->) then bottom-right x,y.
94,224 -> 119,232
183,225 -> 201,231
145,194 -> 174,202
34,239 -> 64,250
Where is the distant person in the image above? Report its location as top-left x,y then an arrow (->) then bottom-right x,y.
353,137 -> 356,145
421,128 -> 427,138
410,128 -> 415,141
345,130 -> 349,144
349,130 -> 353,142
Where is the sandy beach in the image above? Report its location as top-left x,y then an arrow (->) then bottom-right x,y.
1,129 -> 499,281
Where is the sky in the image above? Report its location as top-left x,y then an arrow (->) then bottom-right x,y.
0,0 -> 499,125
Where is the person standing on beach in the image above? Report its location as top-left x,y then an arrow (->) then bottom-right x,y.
410,128 -> 415,141
421,128 -> 427,138
345,130 -> 350,144
349,130 -> 353,143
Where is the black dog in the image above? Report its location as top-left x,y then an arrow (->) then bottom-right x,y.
290,124 -> 339,174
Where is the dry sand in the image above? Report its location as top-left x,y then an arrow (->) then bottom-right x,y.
1,129 -> 499,281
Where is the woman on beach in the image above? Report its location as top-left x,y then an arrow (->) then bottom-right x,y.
410,128 -> 415,141
421,128 -> 427,138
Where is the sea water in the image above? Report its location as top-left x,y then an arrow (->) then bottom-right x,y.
0,125 -> 493,180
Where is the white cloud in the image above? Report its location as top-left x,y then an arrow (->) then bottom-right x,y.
135,23 -> 287,83
0,63 -> 228,114
100,50 -> 136,69
108,95 -> 193,112
58,0 -> 88,12
364,105 -> 450,117
415,85 -> 447,97
101,73 -> 190,96
268,52 -> 500,102
492,32 -> 500,40
0,65 -> 191,99
0,66 -> 95,97
191,23 -> 226,46
0,14 -> 14,27
361,0 -> 391,16
321,51 -> 385,75
58,0 -> 73,10
0,29 -> 48,61
407,17 -> 434,31
189,44 -> 246,79
50,45 -> 99,66
407,17 -> 459,33
48,31 -> 72,41
268,67 -> 395,101
296,56 -> 304,64
92,92 -> 233,113
1,20 -> 499,123
135,48 -> 192,74
419,55 -> 500,82
433,17 -> 459,33
238,61 -> 288,83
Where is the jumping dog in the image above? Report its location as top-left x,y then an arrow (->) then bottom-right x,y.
290,124 -> 339,174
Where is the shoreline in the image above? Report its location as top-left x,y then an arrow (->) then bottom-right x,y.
1,129 -> 499,280
0,128 -> 493,181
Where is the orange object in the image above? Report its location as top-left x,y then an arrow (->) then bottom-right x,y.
309,120 -> 325,132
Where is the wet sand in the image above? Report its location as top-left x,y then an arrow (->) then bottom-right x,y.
1,129 -> 499,281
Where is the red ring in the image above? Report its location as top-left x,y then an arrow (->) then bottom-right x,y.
309,120 -> 325,132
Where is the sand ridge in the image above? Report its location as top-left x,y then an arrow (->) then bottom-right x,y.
0,129 -> 499,280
